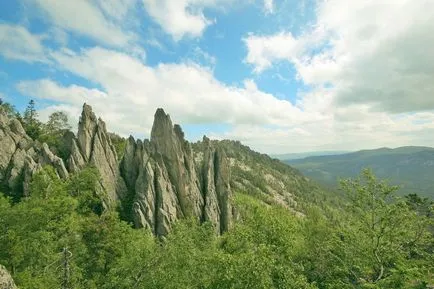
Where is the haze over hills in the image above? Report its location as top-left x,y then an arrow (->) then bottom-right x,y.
271,151 -> 350,161
286,146 -> 434,198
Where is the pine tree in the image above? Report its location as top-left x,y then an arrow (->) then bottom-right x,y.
22,99 -> 42,140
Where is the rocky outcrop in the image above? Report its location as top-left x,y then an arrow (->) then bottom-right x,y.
122,110 -> 232,235
0,104 -> 234,235
151,109 -> 203,219
67,104 -> 127,205
0,102 -> 308,236
0,110 -> 68,197
121,137 -> 181,235
0,265 -> 17,289
198,136 -> 233,234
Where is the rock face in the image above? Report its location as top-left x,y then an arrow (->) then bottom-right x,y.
0,265 -> 17,289
67,104 -> 127,205
0,104 -> 233,236
122,110 -> 232,235
0,104 -> 236,235
196,136 -> 233,233
0,109 -> 68,197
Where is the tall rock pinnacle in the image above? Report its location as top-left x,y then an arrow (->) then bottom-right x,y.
122,108 -> 232,235
68,103 -> 127,205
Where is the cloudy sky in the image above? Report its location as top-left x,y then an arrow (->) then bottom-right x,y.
1,0 -> 434,154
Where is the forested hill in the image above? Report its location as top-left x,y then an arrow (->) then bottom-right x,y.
0,100 -> 432,288
286,146 -> 434,198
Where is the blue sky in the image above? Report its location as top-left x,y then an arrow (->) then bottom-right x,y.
1,0 -> 434,153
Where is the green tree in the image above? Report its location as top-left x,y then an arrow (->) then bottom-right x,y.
46,111 -> 71,133
0,98 -> 19,118
22,99 -> 43,140
0,167 -> 83,288
339,169 -> 433,288
108,133 -> 126,160
67,166 -> 104,215
40,111 -> 73,160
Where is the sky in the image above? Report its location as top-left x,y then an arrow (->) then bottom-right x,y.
0,0 -> 434,154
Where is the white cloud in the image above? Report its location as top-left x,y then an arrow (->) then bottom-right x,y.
0,24 -> 46,62
142,0 -> 212,40
244,0 -> 434,113
8,0 -> 434,153
263,0 -> 273,14
187,47 -> 217,68
244,32 -> 304,72
17,47 -> 325,138
26,0 -> 136,47
210,108 -> 434,154
141,0 -> 247,40
96,0 -> 138,21
15,45 -> 434,154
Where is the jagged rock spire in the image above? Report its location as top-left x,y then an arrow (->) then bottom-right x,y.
0,103 -> 233,236
122,108 -> 232,235
68,103 -> 127,204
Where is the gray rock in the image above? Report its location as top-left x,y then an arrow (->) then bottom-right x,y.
67,138 -> 86,173
151,109 -> 203,219
122,110 -> 233,235
40,143 -> 69,179
0,103 -> 235,236
70,104 -> 127,204
199,138 -> 233,233
0,265 -> 17,289
0,110 -> 69,197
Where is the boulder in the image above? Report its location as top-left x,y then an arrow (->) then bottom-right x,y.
0,265 -> 17,289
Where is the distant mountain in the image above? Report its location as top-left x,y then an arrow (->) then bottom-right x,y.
271,151 -> 350,160
285,146 -> 434,198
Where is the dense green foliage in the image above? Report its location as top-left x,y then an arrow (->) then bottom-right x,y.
0,166 -> 432,288
286,146 -> 434,198
39,111 -> 72,159
108,133 -> 127,161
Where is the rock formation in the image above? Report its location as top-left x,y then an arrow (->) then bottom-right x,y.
1,102 -> 309,236
122,110 -> 232,235
0,104 -> 233,236
0,109 -> 68,197
0,265 -> 16,289
197,136 -> 233,233
66,104 -> 127,205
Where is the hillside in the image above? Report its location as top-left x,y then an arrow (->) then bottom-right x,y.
271,151 -> 350,160
0,103 -> 312,235
286,146 -> 434,198
0,102 -> 432,288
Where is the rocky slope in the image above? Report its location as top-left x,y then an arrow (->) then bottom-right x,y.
0,104 -> 311,235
